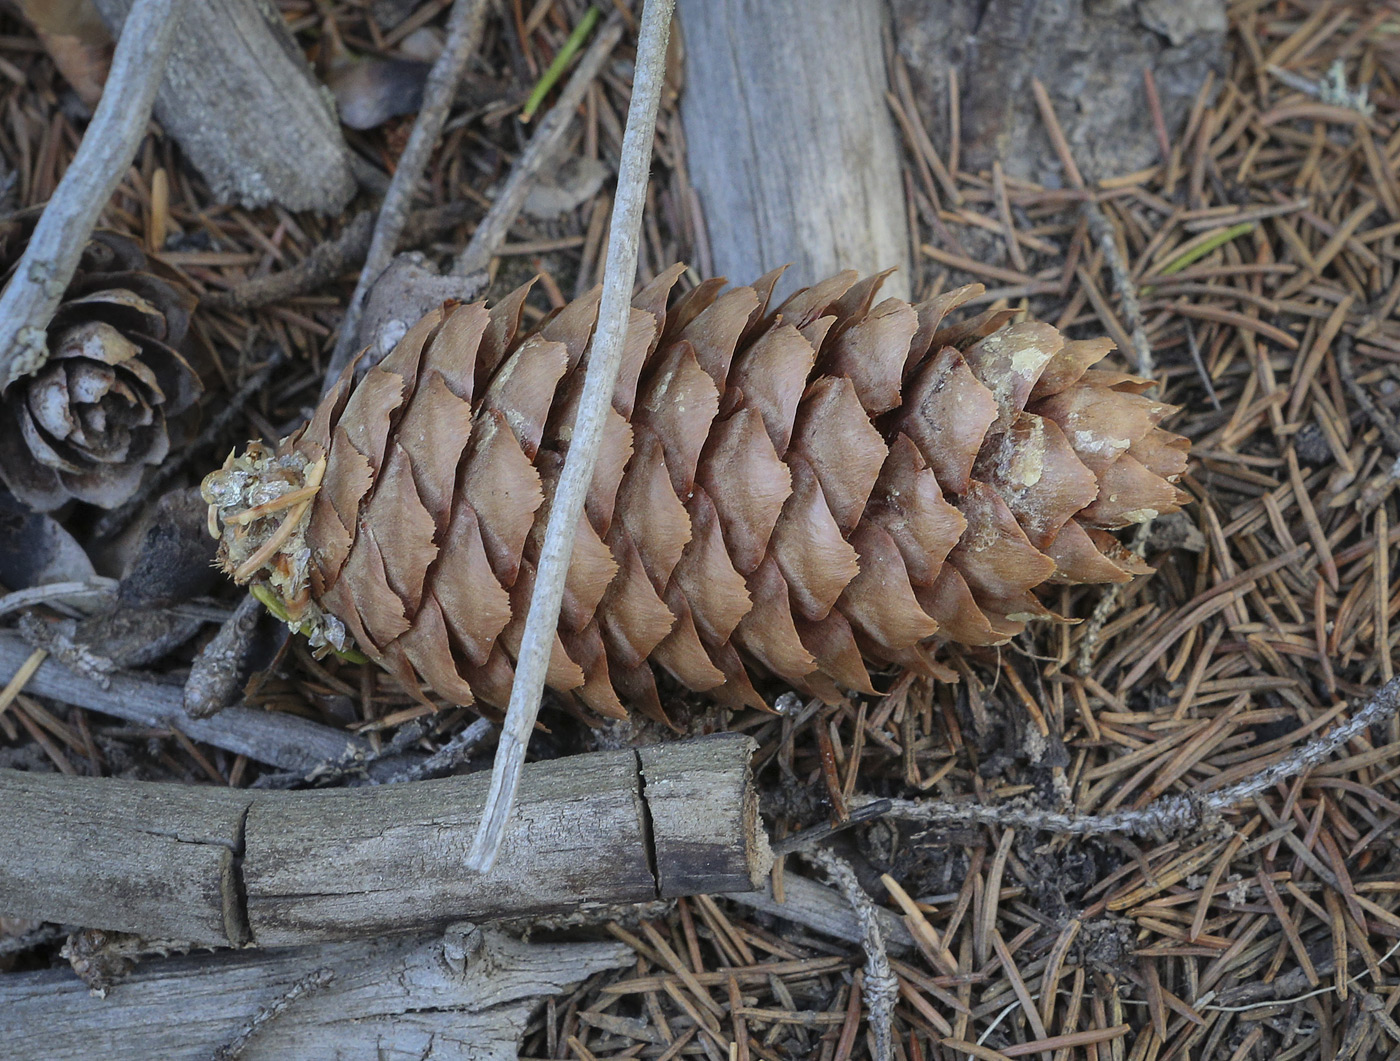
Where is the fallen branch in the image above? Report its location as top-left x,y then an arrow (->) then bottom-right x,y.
865,676 -> 1400,837
1,926 -> 630,1061
0,631 -> 368,772
467,0 -> 676,873
323,0 -> 490,389
451,13 -> 625,277
199,202 -> 471,314
0,0 -> 189,389
0,734 -> 766,947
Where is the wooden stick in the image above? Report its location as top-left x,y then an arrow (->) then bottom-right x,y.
452,13 -> 626,277
323,0 -> 490,388
0,0 -> 189,389
0,927 -> 630,1061
0,734 -> 766,947
677,0 -> 913,302
0,631 -> 368,772
466,0 -> 676,874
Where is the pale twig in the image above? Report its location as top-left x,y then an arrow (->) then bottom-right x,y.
865,677 -> 1400,837
1082,198 -> 1153,379
466,0 -> 675,873
388,716 -> 494,783
803,847 -> 896,1061
452,14 -> 625,277
0,580 -> 117,620
323,0 -> 489,390
0,0 -> 190,388
201,203 -> 471,313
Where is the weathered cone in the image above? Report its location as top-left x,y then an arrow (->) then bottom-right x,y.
204,268 -> 1189,720
0,215 -> 200,511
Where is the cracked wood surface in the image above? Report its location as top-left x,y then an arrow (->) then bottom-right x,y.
0,733 -> 765,946
0,925 -> 630,1060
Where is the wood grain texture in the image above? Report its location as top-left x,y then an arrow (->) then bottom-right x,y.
0,734 -> 763,946
243,749 -> 658,944
0,770 -> 251,945
91,0 -> 355,212
676,0 -> 911,303
0,926 -> 630,1061
640,736 -> 771,897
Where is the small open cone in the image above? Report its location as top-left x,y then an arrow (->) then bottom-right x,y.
203,268 -> 1189,722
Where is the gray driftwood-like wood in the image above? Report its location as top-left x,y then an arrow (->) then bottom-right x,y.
0,769 -> 252,945
729,872 -> 914,953
91,0 -> 355,212
0,925 -> 630,1061
676,0 -> 912,304
0,631 -> 370,771
0,734 -> 764,947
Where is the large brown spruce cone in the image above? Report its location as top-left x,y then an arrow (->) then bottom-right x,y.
204,267 -> 1189,720
0,217 -> 201,511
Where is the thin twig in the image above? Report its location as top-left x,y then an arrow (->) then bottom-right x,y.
1082,199 -> 1154,378
0,0 -> 190,388
452,13 -> 625,277
201,203 -> 471,313
182,593 -> 264,720
865,676 -> 1400,837
209,967 -> 335,1061
466,0 -> 675,874
386,716 -> 494,783
323,0 -> 489,390
803,848 -> 896,1061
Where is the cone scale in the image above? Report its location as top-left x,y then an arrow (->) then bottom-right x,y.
203,267 -> 1189,722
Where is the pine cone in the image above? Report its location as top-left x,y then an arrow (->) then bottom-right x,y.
204,268 -> 1189,719
0,217 -> 200,510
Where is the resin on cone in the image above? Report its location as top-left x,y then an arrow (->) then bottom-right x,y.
203,267 -> 1189,721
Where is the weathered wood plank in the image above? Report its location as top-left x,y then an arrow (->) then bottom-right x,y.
676,0 -> 912,303
0,734 -> 765,946
0,926 -> 630,1061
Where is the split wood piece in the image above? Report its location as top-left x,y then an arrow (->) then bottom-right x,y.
0,925 -> 630,1061
0,631 -> 370,772
90,0 -> 355,212
0,733 -> 768,947
676,0 -> 911,303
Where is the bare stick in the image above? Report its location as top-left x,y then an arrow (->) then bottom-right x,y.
0,0 -> 189,389
1082,199 -> 1153,378
866,676 -> 1400,837
201,203 -> 470,313
322,0 -> 489,390
452,14 -> 625,277
467,0 -> 676,873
